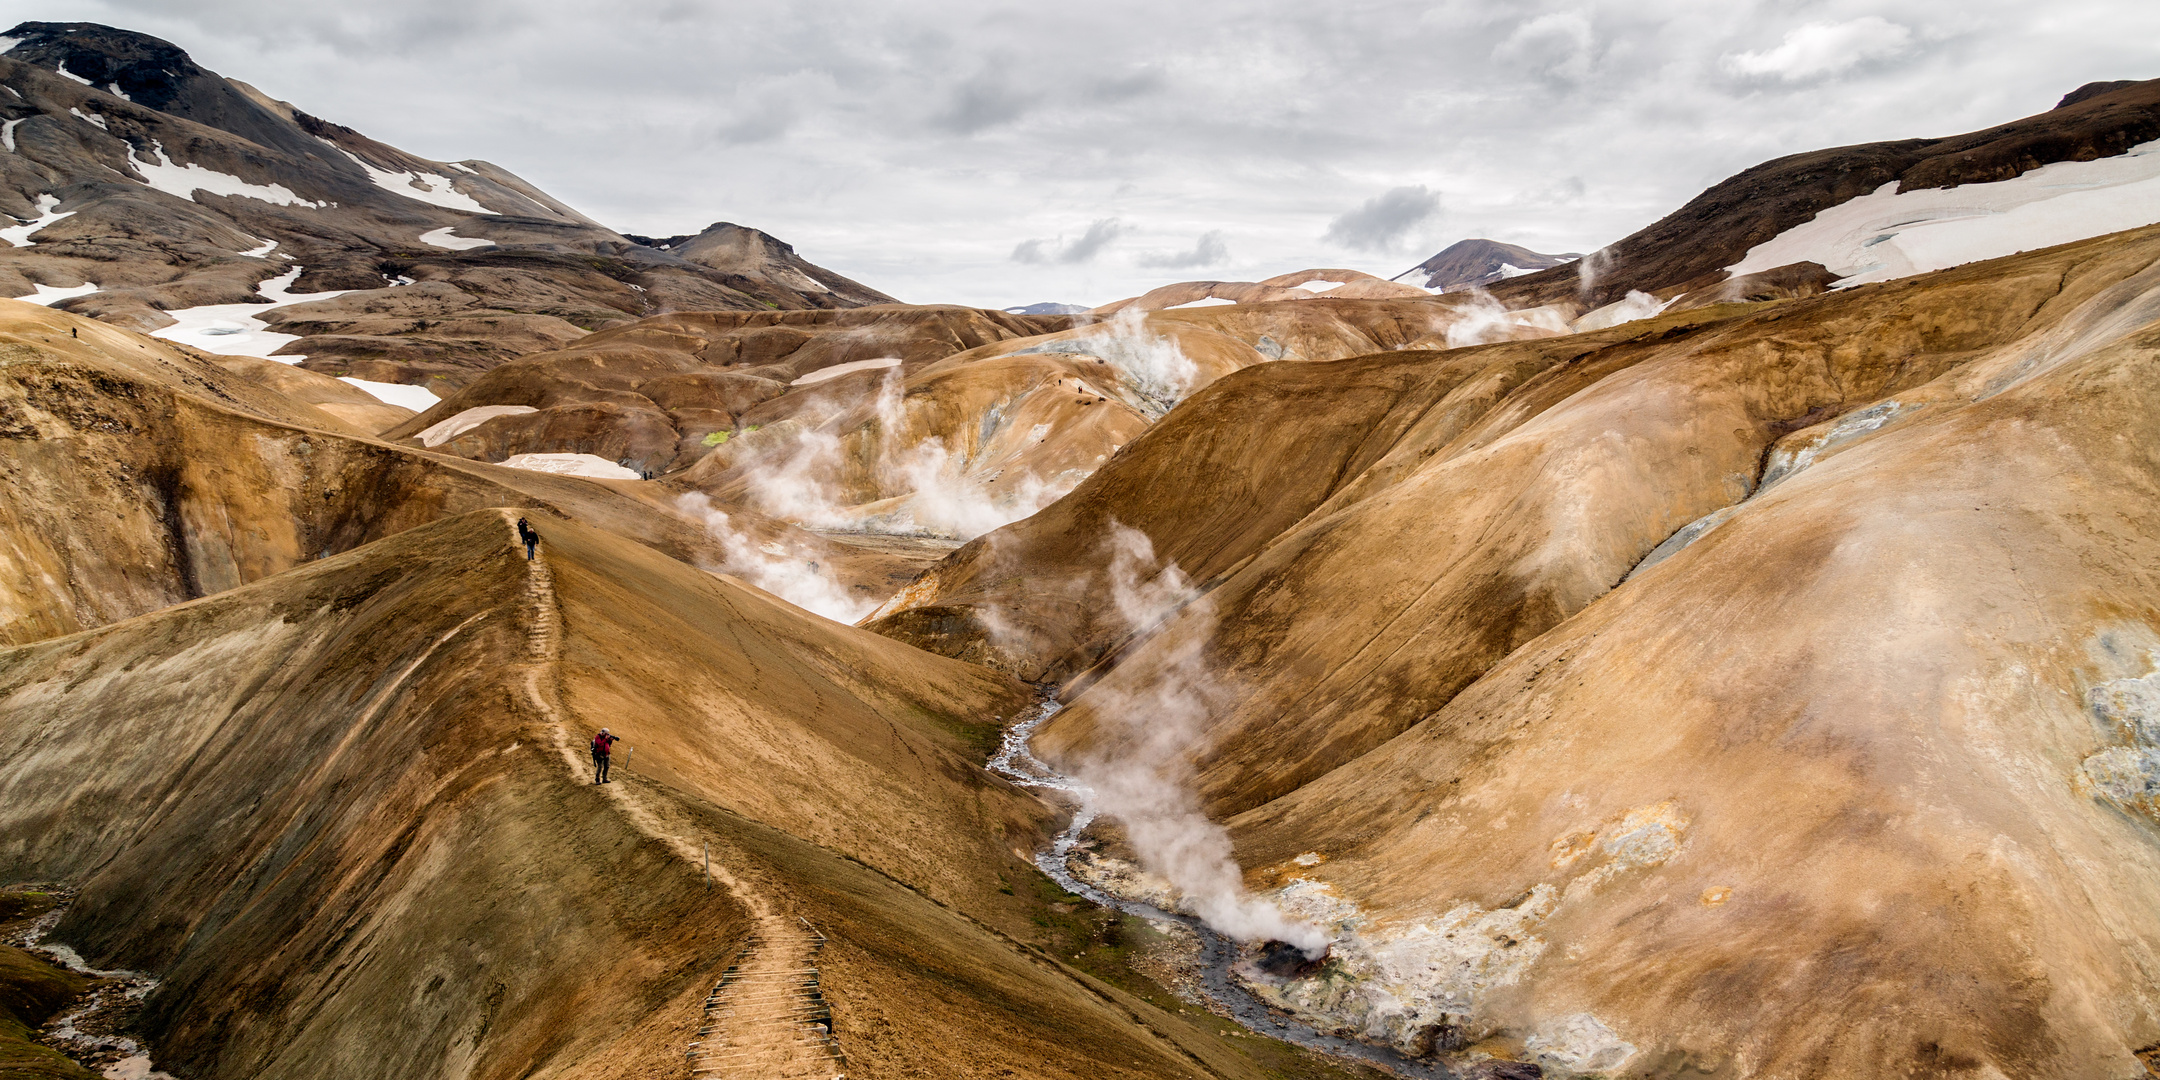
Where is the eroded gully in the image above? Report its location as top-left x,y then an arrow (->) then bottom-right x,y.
988,700 -> 1462,1080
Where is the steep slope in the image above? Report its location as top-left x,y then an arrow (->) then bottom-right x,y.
1493,76 -> 2160,308
0,509 -> 1313,1080
1392,238 -> 1579,292
1001,223 -> 2160,1075
0,22 -> 896,398
0,298 -> 916,647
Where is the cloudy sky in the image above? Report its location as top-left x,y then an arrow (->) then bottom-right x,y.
14,1 -> 2160,306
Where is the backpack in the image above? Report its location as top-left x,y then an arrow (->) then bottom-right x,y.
592,733 -> 610,755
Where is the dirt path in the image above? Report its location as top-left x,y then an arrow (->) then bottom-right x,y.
688,916 -> 845,1078
508,516 -> 845,1079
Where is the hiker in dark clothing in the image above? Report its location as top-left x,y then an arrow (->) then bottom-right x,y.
517,517 -> 539,560
591,728 -> 619,783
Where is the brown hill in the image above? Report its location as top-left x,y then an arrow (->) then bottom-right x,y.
1492,77 -> 2160,308
0,298 -> 926,646
873,222 -> 2160,1075
0,509 -> 1328,1080
0,22 -> 899,398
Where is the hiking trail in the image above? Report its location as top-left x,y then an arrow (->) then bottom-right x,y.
507,515 -> 845,1079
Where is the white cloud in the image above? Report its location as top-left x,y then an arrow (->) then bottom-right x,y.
1723,17 -> 1916,82
27,0 -> 2160,308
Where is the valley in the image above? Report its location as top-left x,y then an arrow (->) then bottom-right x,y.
3,17 -> 2160,1080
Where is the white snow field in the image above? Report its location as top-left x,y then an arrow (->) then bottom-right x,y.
325,142 -> 495,214
790,357 -> 902,386
498,453 -> 640,480
240,238 -> 278,258
68,106 -> 104,130
418,226 -> 494,250
148,266 -> 349,359
1290,279 -> 1346,293
1166,296 -> 1237,309
416,405 -> 538,446
12,282 -> 99,305
132,141 -> 324,207
337,377 -> 439,412
0,194 -> 73,246
51,60 -> 90,85
1730,138 -> 2160,287
2,117 -> 21,152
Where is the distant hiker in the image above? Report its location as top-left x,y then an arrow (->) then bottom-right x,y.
591,728 -> 620,783
70,327 -> 77,338
516,517 -> 539,560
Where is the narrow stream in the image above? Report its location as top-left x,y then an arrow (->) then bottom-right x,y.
5,889 -> 176,1080
989,702 -> 1462,1080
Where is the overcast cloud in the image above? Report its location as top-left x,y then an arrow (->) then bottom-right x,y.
11,0 -> 2160,306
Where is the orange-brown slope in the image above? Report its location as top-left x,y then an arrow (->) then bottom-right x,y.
0,300 -> 904,647
381,304 -> 1070,474
1022,226 -> 2160,1074
0,510 -> 1304,1080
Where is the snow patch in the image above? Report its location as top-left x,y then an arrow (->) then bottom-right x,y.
337,377 -> 438,412
12,281 -> 99,305
0,37 -> 21,55
498,453 -> 639,480
148,266 -> 350,360
1290,279 -> 1345,293
0,194 -> 73,247
418,226 -> 494,250
1730,138 -> 2160,287
1571,289 -> 1672,332
68,106 -> 104,130
2,118 -> 20,152
1166,296 -> 1236,309
325,141 -> 495,214
131,140 -> 324,207
52,60 -> 91,85
106,82 -> 129,101
791,357 -> 902,386
240,238 -> 277,258
416,405 -> 538,447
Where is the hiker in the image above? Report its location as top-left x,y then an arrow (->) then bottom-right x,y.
516,517 -> 539,560
591,727 -> 621,783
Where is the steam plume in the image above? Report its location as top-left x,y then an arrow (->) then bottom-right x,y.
674,492 -> 877,623
1070,523 -> 1332,954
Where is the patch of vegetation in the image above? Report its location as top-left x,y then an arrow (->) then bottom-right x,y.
702,431 -> 729,447
0,946 -> 95,1080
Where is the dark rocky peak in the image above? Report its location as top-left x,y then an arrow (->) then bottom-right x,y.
1397,238 -> 1579,292
1,20 -> 319,156
2058,80 -> 2140,110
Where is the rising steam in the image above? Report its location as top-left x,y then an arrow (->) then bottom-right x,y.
1069,523 -> 1333,955
674,492 -> 878,623
1076,307 -> 1201,417
1445,289 -> 1574,347
737,370 -> 1078,540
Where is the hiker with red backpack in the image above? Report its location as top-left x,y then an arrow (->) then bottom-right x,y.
591,728 -> 622,783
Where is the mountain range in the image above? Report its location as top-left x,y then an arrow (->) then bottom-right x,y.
5,19 -> 2160,1080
